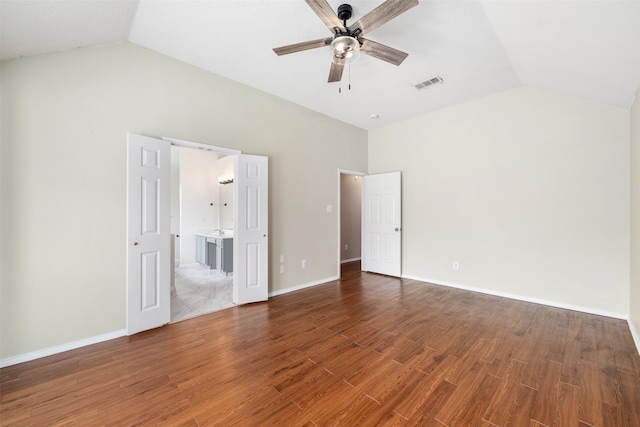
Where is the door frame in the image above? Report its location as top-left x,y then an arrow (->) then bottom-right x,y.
163,137 -> 241,156
337,168 -> 366,278
164,137 -> 241,280
166,140 -> 269,306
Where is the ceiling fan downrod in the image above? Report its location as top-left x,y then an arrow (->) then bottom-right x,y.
337,4 -> 353,30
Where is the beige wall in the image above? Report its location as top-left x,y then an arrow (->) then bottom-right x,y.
1,42 -> 635,363
0,43 -> 367,361
369,87 -> 630,316
631,87 -> 640,344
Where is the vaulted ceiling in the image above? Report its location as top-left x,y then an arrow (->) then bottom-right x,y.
2,0 -> 639,129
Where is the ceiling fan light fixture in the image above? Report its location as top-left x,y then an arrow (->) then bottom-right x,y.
331,35 -> 360,65
273,0 -> 419,84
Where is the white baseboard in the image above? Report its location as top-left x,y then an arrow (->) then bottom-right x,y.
405,273 -> 640,357
269,275 -> 339,298
401,274 -> 627,320
6,276 -> 638,367
2,275 -> 340,368
629,318 -> 640,357
0,329 -> 127,368
341,257 -> 361,264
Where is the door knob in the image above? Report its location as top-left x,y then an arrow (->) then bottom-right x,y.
395,228 -> 399,231
133,242 -> 139,246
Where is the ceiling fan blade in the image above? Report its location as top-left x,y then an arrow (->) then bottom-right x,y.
360,38 -> 408,66
273,38 -> 331,56
351,0 -> 419,35
305,0 -> 346,33
328,62 -> 344,83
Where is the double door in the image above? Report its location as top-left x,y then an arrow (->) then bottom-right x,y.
127,133 -> 269,335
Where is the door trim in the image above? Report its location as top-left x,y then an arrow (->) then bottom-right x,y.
163,137 -> 241,155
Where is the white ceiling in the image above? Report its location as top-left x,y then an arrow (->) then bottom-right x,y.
1,0 -> 639,129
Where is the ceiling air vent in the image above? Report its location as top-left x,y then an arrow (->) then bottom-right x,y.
414,75 -> 443,90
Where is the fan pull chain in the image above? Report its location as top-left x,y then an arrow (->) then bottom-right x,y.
338,64 -> 352,94
338,64 -> 353,94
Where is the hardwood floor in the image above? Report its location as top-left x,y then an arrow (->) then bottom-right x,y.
2,261 -> 639,426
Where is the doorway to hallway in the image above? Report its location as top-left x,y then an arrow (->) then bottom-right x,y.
339,170 -> 364,277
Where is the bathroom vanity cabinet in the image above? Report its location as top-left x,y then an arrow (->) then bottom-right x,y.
196,233 -> 233,275
196,235 -> 207,265
207,236 -> 233,275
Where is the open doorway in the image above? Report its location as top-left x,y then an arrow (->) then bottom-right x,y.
339,170 -> 365,275
170,145 -> 235,322
127,133 -> 269,335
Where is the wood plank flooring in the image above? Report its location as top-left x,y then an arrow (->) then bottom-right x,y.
2,261 -> 639,426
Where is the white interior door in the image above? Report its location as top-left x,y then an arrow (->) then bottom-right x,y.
126,133 -> 171,335
362,171 -> 402,277
233,154 -> 269,304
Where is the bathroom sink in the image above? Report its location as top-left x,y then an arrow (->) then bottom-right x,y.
207,230 -> 233,238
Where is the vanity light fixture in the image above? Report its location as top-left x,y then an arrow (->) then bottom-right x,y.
218,177 -> 234,185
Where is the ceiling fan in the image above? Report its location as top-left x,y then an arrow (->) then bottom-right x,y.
273,0 -> 419,83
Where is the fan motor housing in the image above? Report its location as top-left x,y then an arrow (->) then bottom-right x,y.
337,4 -> 353,22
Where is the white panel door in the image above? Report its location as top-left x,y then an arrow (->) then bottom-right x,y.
362,171 -> 402,277
233,154 -> 269,305
126,133 -> 171,335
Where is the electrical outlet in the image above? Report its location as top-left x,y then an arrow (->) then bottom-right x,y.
280,264 -> 285,273
280,255 -> 285,263
453,261 -> 459,270
302,259 -> 307,269
345,244 -> 348,251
